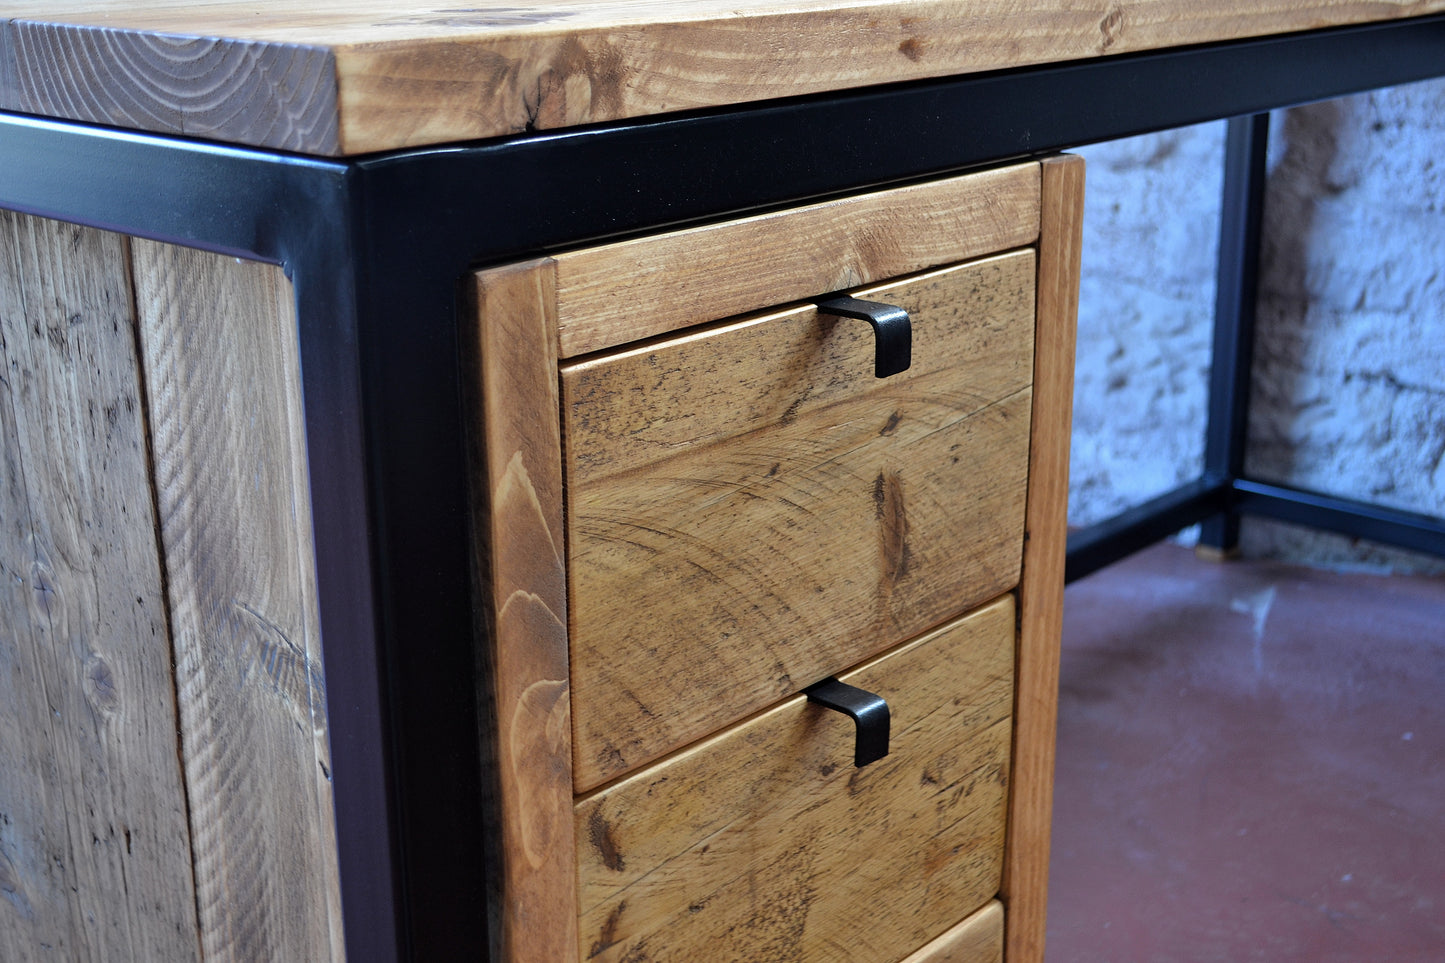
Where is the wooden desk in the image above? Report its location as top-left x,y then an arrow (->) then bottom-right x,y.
3,5 -> 1445,962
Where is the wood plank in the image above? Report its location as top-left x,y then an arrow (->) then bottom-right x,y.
564,252 -> 1036,790
575,598 -> 1015,963
4,1 -> 1444,152
2,19 -> 338,154
901,901 -> 1004,963
0,212 -> 201,961
1001,154 -> 1083,963
553,163 -> 1041,357
130,243 -> 343,962
0,22 -> 13,110
466,260 -> 577,963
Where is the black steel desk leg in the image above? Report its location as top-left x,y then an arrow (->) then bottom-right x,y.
1200,112 -> 1271,555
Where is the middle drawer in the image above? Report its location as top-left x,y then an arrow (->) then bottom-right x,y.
562,249 -> 1036,791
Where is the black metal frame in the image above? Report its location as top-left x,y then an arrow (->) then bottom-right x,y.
1065,100 -> 1445,582
4,13 -> 1445,961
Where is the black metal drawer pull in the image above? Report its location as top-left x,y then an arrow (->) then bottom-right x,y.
814,295 -> 912,378
805,677 -> 891,767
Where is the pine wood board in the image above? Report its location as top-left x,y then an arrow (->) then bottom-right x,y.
0,212 -> 202,961
563,251 -> 1036,790
575,598 -> 1015,963
3,1 -> 1443,153
466,260 -> 579,962
130,243 -> 344,962
901,901 -> 1004,963
552,162 -> 1041,358
1000,154 -> 1083,963
565,250 -> 1036,485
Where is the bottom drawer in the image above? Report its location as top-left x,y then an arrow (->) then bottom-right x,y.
903,901 -> 1004,963
574,597 -> 1016,962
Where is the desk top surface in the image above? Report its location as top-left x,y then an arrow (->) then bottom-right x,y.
3,1 -> 1442,155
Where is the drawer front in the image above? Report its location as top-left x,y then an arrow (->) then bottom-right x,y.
551,164 -> 1042,357
574,596 -> 1015,963
563,250 -> 1035,789
902,902 -> 1004,963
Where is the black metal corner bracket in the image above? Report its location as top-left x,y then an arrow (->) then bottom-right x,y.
815,296 -> 912,377
805,677 -> 891,767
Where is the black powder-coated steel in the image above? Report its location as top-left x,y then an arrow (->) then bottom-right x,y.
5,13 -> 1445,961
1066,478 -> 1233,584
1231,480 -> 1445,559
1068,472 -> 1445,584
1200,113 -> 1271,554
806,678 -> 892,768
814,296 -> 913,377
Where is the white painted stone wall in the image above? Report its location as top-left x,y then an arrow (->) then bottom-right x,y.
1070,79 -> 1445,573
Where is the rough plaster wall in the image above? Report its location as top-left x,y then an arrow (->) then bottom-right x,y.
1070,122 -> 1222,524
1070,80 -> 1445,573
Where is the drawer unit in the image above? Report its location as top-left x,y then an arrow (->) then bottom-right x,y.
467,156 -> 1082,963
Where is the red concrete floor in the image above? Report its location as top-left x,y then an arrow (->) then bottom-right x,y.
1045,543 -> 1445,962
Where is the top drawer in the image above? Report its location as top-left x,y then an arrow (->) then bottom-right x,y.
563,249 -> 1037,790
550,164 -> 1041,359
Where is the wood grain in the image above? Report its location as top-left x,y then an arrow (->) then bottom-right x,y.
466,260 -> 577,963
0,212 -> 201,961
130,243 -> 343,962
553,163 -> 1041,358
0,23 -> 12,109
2,19 -> 338,153
575,598 -> 1015,963
5,1 -> 1444,152
901,901 -> 1004,963
564,251 -> 1036,790
1001,154 -> 1084,963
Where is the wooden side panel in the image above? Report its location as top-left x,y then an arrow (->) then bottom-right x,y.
1,18 -> 340,154
467,260 -> 577,963
564,252 -> 1036,790
576,598 -> 1015,963
901,901 -> 1004,963
1002,154 -> 1084,963
0,212 -> 201,961
130,243 -> 344,962
553,164 -> 1041,357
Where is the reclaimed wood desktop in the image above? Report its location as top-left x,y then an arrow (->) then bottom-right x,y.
4,2 -> 1445,154
2,4 -> 1444,962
